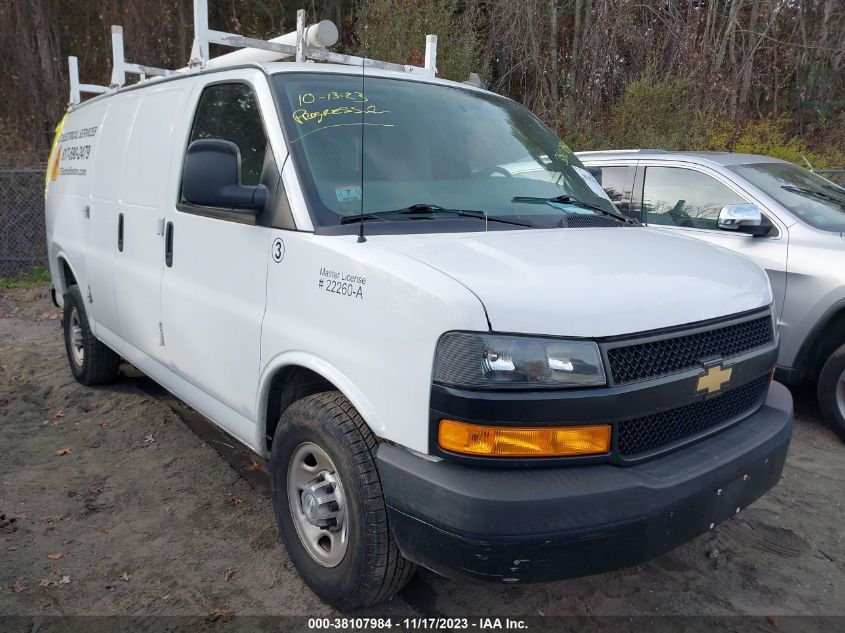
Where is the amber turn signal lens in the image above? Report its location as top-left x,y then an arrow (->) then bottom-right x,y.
438,419 -> 611,457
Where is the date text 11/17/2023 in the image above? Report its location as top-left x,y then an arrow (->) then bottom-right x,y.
307,617 -> 529,630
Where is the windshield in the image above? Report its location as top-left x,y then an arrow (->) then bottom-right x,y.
727,162 -> 845,232
272,73 -> 618,230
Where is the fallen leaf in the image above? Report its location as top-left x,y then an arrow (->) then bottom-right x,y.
44,514 -> 67,524
208,607 -> 235,623
11,581 -> 24,593
767,616 -> 779,628
53,447 -> 72,457
224,568 -> 236,583
61,539 -> 73,545
119,571 -> 131,582
247,461 -> 262,471
143,434 -> 156,444
89,484 -> 104,494
39,576 -> 69,588
225,496 -> 244,507
47,552 -> 63,560
54,410 -> 65,419
100,527 -> 110,535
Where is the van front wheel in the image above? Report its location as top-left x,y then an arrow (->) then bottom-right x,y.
270,391 -> 416,610
62,285 -> 121,386
818,342 -> 845,442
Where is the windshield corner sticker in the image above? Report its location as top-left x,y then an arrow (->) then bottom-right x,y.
335,185 -> 362,202
318,267 -> 365,300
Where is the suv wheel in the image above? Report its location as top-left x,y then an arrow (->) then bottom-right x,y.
270,391 -> 416,610
818,342 -> 845,441
62,285 -> 121,386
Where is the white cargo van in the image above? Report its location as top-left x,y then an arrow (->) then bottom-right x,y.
45,10 -> 792,610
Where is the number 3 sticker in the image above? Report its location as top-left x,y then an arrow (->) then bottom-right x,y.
271,237 -> 285,263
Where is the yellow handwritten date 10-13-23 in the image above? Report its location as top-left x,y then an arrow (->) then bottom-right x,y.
292,104 -> 390,126
297,91 -> 368,106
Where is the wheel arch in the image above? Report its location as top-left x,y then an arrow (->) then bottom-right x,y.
792,299 -> 845,384
54,252 -> 80,296
257,353 -> 385,454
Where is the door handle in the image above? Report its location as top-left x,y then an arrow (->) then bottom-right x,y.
117,213 -> 124,252
164,221 -> 174,267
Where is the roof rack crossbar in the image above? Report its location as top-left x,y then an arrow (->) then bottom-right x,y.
111,26 -> 175,87
191,3 -> 437,76
206,29 -> 426,75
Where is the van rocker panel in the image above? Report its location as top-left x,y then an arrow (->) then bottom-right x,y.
376,381 -> 792,583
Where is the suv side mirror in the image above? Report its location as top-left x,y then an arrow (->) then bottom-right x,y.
717,203 -> 770,236
182,139 -> 268,213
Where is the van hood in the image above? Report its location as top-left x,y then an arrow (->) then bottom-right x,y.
372,228 -> 771,338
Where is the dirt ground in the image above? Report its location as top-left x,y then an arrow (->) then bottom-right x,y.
1,286 -> 844,621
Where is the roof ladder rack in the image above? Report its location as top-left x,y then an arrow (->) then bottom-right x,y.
68,57 -> 108,106
110,26 -> 176,88
188,0 -> 437,76
66,0 -> 440,107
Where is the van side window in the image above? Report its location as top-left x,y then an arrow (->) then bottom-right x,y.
188,83 -> 267,186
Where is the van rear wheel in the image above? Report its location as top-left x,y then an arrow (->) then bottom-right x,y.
62,285 -> 121,386
270,391 -> 416,610
818,342 -> 845,442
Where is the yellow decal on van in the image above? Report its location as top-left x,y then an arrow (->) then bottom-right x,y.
45,114 -> 68,197
50,147 -> 62,182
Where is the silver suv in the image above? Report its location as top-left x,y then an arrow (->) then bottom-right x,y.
577,150 -> 845,439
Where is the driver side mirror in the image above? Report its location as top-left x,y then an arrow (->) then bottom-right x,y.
717,203 -> 771,237
182,139 -> 268,213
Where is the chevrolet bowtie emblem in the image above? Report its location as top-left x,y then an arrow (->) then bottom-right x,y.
697,365 -> 733,394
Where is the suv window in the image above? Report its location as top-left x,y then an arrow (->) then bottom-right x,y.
188,83 -> 267,187
643,166 -> 746,230
587,165 -> 632,216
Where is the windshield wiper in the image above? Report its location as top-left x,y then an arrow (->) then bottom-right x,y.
512,195 -> 636,224
339,212 -> 388,224
782,185 -> 845,208
343,203 -> 535,227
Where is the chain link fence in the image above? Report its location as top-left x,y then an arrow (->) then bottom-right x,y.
0,168 -> 47,278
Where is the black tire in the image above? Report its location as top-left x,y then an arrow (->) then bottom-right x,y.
270,391 -> 416,610
818,342 -> 845,442
62,285 -> 121,386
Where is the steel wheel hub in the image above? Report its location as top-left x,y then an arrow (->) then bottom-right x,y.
287,442 -> 348,567
69,307 -> 84,367
836,369 -> 845,419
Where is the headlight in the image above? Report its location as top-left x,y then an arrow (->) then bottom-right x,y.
433,332 -> 605,389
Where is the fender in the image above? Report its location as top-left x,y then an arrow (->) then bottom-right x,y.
255,350 -> 384,455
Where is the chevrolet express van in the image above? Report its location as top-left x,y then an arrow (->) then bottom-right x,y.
45,49 -> 793,608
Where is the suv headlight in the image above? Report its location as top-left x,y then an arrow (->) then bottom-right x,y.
433,332 -> 606,389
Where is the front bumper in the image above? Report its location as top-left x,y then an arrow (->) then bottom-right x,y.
377,381 -> 793,583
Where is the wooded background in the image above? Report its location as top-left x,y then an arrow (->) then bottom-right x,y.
1,0 -> 843,167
